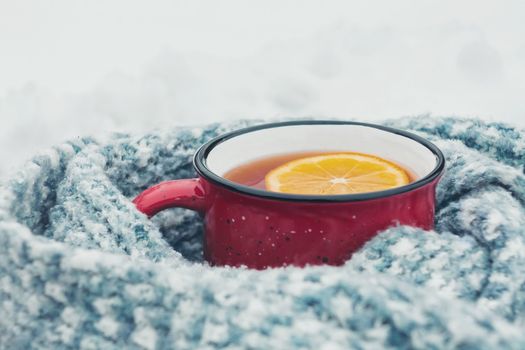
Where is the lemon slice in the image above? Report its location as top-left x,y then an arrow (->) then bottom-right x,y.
265,153 -> 410,195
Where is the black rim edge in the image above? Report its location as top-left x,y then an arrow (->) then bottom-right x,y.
193,120 -> 446,203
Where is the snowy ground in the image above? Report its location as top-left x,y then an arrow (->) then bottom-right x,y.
1,1 -> 524,178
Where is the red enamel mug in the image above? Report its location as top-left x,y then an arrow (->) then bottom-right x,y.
133,121 -> 445,269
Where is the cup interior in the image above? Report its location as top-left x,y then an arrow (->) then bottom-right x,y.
205,123 -> 438,182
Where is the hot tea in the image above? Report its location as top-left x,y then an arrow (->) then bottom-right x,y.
223,151 -> 414,195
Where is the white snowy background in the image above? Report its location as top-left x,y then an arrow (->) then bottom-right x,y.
1,0 -> 524,178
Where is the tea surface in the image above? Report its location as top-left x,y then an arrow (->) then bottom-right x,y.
223,151 -> 328,190
223,151 -> 415,193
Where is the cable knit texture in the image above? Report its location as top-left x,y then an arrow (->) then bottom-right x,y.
1,117 -> 525,349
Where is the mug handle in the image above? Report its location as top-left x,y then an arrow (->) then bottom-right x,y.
133,179 -> 207,217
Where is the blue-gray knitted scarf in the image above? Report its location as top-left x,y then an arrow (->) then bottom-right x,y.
1,116 -> 525,349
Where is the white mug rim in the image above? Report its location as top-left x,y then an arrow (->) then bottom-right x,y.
194,120 -> 445,202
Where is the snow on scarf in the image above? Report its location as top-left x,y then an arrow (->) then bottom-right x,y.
1,116 -> 525,349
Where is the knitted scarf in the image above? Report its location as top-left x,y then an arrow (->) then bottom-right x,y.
1,116 -> 525,349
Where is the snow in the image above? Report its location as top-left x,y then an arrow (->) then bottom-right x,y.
44,282 -> 68,303
1,1 -> 525,178
95,317 -> 121,339
131,326 -> 158,350
61,307 -> 84,331
499,237 -> 525,261
390,238 -> 416,256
